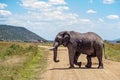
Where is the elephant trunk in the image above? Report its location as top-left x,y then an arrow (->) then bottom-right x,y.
53,42 -> 60,62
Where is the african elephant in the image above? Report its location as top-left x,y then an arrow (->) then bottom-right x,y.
50,31 -> 104,69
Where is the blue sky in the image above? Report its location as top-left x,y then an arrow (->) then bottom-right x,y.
0,0 -> 120,40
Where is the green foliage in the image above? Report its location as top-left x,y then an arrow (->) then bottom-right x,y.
0,42 -> 48,80
105,42 -> 120,62
0,44 -> 24,58
39,42 -> 53,46
27,45 -> 38,55
17,48 -> 47,80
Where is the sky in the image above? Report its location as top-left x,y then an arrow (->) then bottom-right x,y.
0,0 -> 120,40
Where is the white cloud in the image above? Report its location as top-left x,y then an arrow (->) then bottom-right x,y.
21,0 -> 66,11
107,15 -> 119,20
56,6 -> 69,11
21,0 -> 52,10
0,3 -> 7,9
0,10 -> 12,17
2,0 -> 98,40
103,0 -> 115,4
98,18 -> 104,22
79,19 -> 92,24
20,0 -> 79,22
87,9 -> 97,14
49,0 -> 66,4
0,3 -> 11,24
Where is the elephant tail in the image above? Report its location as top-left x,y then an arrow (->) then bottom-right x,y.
103,44 -> 107,59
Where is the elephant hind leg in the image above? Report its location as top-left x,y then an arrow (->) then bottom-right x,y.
85,55 -> 92,68
97,57 -> 103,69
96,49 -> 103,69
97,56 -> 103,69
74,52 -> 81,68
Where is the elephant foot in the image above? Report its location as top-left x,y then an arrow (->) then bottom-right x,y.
85,63 -> 91,68
85,65 -> 91,68
98,65 -> 103,69
69,65 -> 75,69
98,63 -> 103,69
98,66 -> 103,69
78,62 -> 82,68
74,62 -> 82,68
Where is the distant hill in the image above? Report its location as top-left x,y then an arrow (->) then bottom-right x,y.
114,38 -> 120,43
0,25 -> 47,42
106,38 -> 120,44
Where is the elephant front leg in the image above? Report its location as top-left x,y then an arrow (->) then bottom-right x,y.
74,52 -> 81,68
85,55 -> 92,68
68,49 -> 75,69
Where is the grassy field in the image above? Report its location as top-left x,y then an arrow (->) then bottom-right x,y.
0,42 -> 48,80
0,41 -> 120,80
105,42 -> 120,62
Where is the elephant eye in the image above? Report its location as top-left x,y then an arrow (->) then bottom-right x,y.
56,38 -> 63,43
55,38 -> 60,42
57,40 -> 59,42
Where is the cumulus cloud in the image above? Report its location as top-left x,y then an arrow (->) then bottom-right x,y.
0,10 -> 12,17
21,0 -> 52,11
2,0 -> 95,40
0,3 -> 11,17
19,0 -> 80,24
86,9 -> 97,14
20,0 -> 66,11
7,0 -> 94,31
0,3 -> 7,9
49,0 -> 66,5
107,15 -> 119,20
0,3 -> 12,24
79,19 -> 92,24
103,0 -> 115,4
56,6 -> 69,11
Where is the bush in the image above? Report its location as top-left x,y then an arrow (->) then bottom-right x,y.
0,42 -> 46,80
0,44 -> 24,58
0,44 -> 38,59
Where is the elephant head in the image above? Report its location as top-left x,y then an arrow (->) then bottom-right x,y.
50,31 -> 70,62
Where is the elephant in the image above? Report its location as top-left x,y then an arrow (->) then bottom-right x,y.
50,31 -> 104,69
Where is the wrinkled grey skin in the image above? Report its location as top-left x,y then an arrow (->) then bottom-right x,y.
51,31 -> 104,69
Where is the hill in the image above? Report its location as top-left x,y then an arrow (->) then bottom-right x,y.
114,38 -> 120,43
0,25 -> 47,42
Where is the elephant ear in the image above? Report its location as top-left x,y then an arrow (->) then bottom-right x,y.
62,32 -> 70,47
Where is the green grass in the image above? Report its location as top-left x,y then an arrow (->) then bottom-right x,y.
0,42 -> 48,80
15,47 -> 47,80
105,42 -> 120,62
39,42 -> 53,46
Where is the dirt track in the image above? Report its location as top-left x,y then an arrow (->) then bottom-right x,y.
40,46 -> 120,80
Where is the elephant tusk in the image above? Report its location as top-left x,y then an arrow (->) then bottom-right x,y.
49,47 -> 55,50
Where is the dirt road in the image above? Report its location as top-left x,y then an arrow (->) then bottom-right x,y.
40,46 -> 120,80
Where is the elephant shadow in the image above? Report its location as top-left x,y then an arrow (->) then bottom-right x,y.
50,67 -> 98,70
